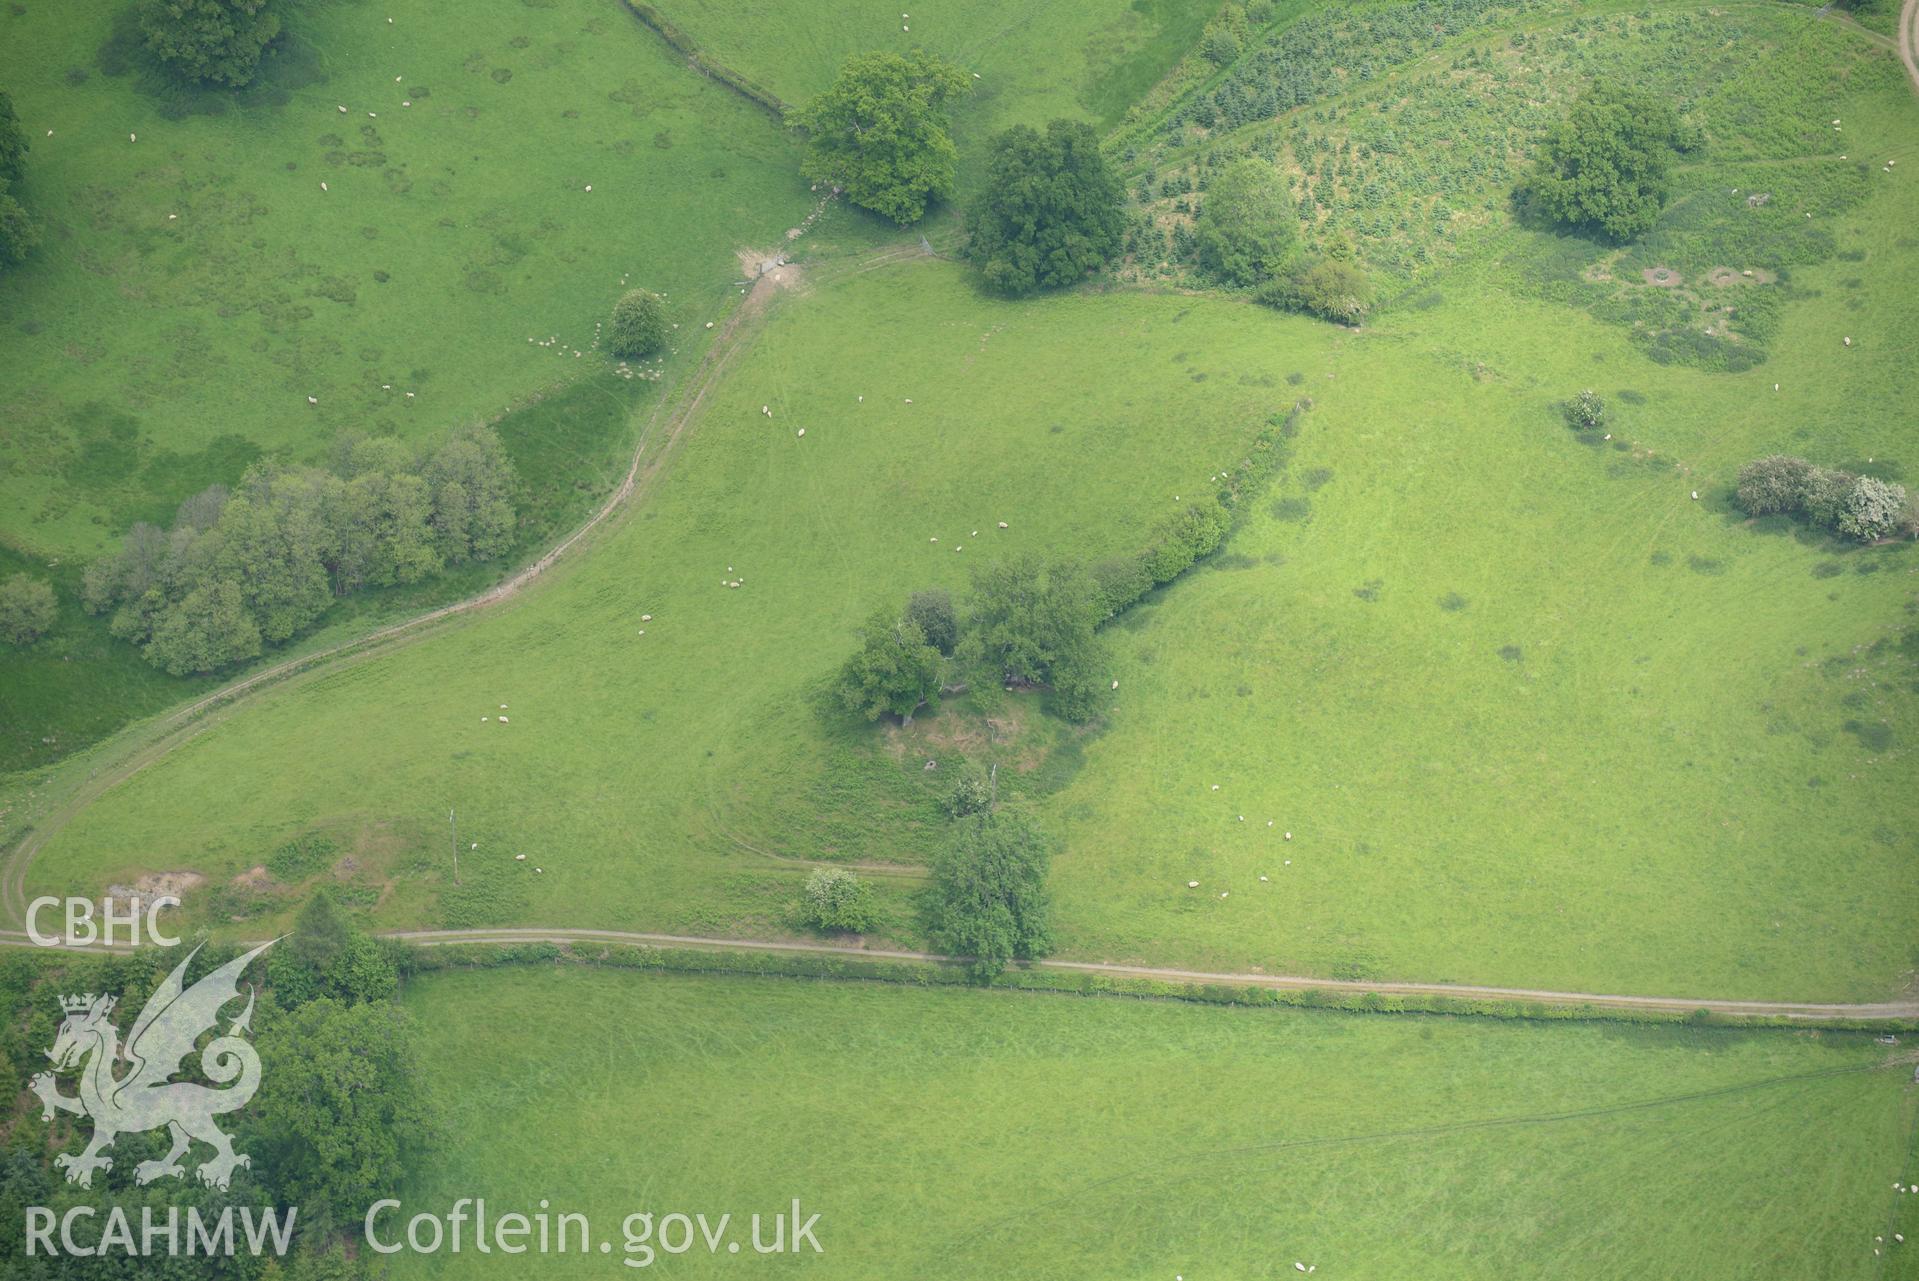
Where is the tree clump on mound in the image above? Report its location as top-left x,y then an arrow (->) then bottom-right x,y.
792,50 -> 971,225
1194,157 -> 1298,286
835,607 -> 944,723
966,118 -> 1126,295
0,573 -> 57,646
825,409 -> 1301,733
606,289 -> 668,359
82,426 -> 517,674
1734,454 -> 1913,543
139,0 -> 284,89
1521,84 -> 1694,243
968,555 -> 1110,722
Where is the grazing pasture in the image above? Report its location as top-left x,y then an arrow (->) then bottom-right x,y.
4,0 -> 1914,1002
391,965 -> 1918,1279
22,260 -> 1321,940
656,0 -> 1218,173
1044,255 -> 1919,1001
0,0 -> 810,560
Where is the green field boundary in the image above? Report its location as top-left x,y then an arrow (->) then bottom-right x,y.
616,0 -> 793,120
12,928 -> 1916,1031
382,935 -> 1919,1032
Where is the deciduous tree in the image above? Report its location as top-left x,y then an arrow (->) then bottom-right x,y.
793,51 -> 970,224
930,810 -> 1055,980
1194,158 -> 1297,286
835,607 -> 944,721
967,119 -> 1125,295
0,573 -> 56,646
139,0 -> 282,88
1523,85 -> 1687,242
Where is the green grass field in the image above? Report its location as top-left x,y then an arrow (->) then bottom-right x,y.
657,0 -> 1216,173
3,0 -> 1919,1274
387,965 -> 1918,1278
0,0 -> 811,561
1045,260 -> 1919,1000
12,0 -> 1916,1002
24,259 -> 1321,939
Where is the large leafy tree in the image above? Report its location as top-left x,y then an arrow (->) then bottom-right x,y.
792,50 -> 970,224
248,998 -> 437,1235
1523,84 -> 1685,242
967,119 -> 1126,295
968,555 -> 1106,720
930,810 -> 1055,980
266,891 -> 402,1009
0,89 -> 38,271
835,607 -> 944,722
422,424 -> 517,565
606,288 -> 667,359
144,578 -> 262,675
1194,157 -> 1297,286
0,187 -> 36,268
0,90 -> 27,183
0,573 -> 56,646
139,0 -> 282,88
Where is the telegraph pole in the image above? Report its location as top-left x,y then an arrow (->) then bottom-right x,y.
449,806 -> 461,885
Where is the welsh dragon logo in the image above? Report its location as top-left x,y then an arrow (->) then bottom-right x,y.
31,941 -> 275,1191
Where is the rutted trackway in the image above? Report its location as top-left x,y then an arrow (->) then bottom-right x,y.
0,240 -> 927,929
5,236 -> 1914,1022
1,926 -> 1913,1023
1902,0 -> 1919,94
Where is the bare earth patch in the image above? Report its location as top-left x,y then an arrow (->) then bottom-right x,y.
1642,266 -> 1682,286
103,869 -> 207,908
